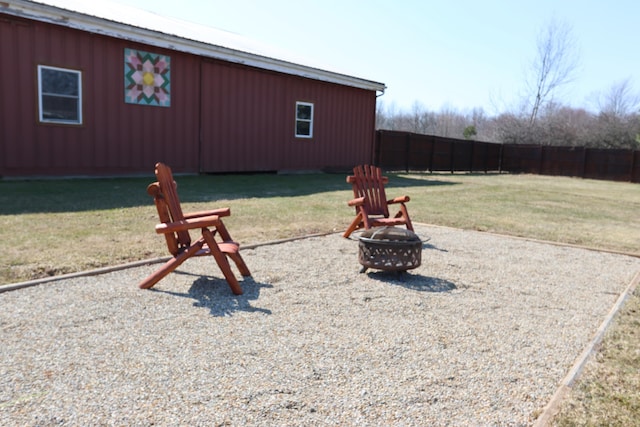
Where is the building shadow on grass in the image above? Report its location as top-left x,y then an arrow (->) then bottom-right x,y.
0,171 -> 461,215
365,271 -> 456,293
151,273 -> 273,317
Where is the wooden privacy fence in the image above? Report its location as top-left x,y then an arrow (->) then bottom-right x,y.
375,130 -> 640,183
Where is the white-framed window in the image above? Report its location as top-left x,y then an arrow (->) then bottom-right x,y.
295,101 -> 314,138
37,65 -> 82,124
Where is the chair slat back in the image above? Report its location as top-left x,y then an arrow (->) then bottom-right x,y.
351,165 -> 390,217
149,163 -> 192,255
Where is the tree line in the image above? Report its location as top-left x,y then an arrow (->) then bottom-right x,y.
376,21 -> 640,150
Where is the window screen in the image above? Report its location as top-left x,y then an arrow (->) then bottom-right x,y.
295,102 -> 314,138
38,65 -> 82,124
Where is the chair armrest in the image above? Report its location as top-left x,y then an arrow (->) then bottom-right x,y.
155,215 -> 221,234
387,195 -> 410,204
347,196 -> 365,207
183,207 -> 231,220
346,176 -> 389,184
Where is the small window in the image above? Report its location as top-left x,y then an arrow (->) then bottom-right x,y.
295,102 -> 314,138
38,65 -> 82,124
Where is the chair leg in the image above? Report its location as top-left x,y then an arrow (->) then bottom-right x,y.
202,229 -> 244,295
227,252 -> 251,277
400,204 -> 414,231
343,213 -> 364,238
138,241 -> 203,289
393,206 -> 414,232
215,222 -> 251,276
214,221 -> 233,242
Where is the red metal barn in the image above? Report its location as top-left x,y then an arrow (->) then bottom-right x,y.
0,0 -> 385,177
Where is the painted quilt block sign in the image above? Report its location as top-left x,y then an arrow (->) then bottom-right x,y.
124,49 -> 171,107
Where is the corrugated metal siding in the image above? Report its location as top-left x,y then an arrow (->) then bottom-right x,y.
200,61 -> 376,173
1,15 -> 200,176
1,14 -> 37,173
284,77 -> 376,171
1,12 -> 378,177
200,61 -> 288,172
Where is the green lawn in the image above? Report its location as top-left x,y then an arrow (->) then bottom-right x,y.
2,172 -> 638,284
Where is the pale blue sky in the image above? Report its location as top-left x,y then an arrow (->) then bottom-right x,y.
112,0 -> 639,114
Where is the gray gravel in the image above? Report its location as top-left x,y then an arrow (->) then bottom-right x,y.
1,224 -> 639,426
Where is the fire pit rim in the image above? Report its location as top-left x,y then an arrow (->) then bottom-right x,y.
357,227 -> 424,245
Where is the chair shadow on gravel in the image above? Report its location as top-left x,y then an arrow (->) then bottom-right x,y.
151,274 -> 273,317
423,241 -> 447,252
366,271 -> 457,293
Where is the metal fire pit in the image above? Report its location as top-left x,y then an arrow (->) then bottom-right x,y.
358,227 -> 422,273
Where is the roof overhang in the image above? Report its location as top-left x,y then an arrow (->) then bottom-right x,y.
1,0 -> 386,93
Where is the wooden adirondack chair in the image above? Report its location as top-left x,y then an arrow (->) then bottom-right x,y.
343,165 -> 414,238
138,163 -> 251,294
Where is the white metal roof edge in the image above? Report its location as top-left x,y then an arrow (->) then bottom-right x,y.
2,0 -> 386,93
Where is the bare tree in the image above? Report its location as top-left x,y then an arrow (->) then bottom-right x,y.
376,100 -> 407,130
587,79 -> 640,148
595,78 -> 640,117
525,19 -> 580,126
433,105 -> 465,138
408,101 -> 430,133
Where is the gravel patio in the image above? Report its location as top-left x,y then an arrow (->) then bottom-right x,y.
2,224 -> 639,426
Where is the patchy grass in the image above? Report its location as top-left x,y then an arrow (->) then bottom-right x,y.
552,288 -> 640,426
1,172 -> 638,283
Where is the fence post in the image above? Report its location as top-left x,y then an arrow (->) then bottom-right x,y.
483,142 -> 489,173
404,133 -> 410,172
469,140 -> 475,173
450,140 -> 455,173
429,135 -> 435,173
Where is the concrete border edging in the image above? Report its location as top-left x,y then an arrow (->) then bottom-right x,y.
533,270 -> 640,426
0,231 -> 337,294
413,221 -> 640,260
0,258 -> 169,293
